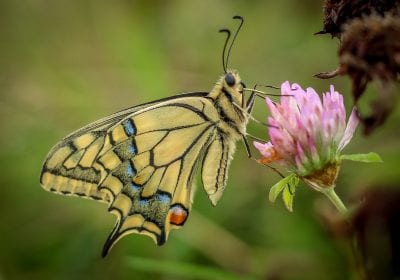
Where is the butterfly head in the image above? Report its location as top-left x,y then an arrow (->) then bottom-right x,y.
223,70 -> 240,88
215,69 -> 245,104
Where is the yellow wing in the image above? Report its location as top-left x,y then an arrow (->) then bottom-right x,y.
40,92 -> 208,202
40,93 -> 237,256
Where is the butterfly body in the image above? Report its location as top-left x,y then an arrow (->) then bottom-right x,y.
40,70 -> 250,255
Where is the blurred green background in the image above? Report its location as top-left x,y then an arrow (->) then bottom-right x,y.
1,1 -> 399,279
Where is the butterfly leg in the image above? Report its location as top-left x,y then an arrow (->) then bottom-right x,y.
245,87 -> 256,114
242,85 -> 269,158
243,85 -> 270,126
244,84 -> 285,114
242,135 -> 252,158
242,133 -> 268,157
242,134 -> 285,178
242,87 -> 285,177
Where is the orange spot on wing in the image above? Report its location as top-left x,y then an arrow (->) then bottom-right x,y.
169,205 -> 188,226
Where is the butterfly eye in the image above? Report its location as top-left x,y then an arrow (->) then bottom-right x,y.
224,73 -> 236,87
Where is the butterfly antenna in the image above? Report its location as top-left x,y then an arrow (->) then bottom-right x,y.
243,87 -> 294,97
219,28 -> 231,73
225,15 -> 244,70
261,162 -> 285,178
256,84 -> 280,90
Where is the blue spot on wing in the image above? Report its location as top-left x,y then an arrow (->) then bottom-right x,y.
123,119 -> 136,136
129,141 -> 137,154
157,193 -> 171,204
130,183 -> 141,192
139,199 -> 149,207
126,162 -> 135,177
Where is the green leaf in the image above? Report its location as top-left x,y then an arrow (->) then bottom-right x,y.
281,175 -> 299,212
289,174 -> 300,189
269,174 -> 295,203
340,152 -> 383,163
282,186 -> 294,212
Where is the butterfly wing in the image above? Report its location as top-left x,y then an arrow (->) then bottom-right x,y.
40,105 -> 158,203
40,93 -> 233,255
201,134 -> 235,206
99,98 -> 221,255
40,92 -> 208,203
41,130 -> 111,202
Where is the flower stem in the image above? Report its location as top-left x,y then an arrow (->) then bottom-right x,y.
322,187 -> 348,214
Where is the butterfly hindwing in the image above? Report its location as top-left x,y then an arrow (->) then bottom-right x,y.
201,134 -> 234,206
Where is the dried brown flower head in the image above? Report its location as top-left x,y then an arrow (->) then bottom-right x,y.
341,14 -> 400,133
316,13 -> 400,134
317,0 -> 400,38
340,14 -> 400,92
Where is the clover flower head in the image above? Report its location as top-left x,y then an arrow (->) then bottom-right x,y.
254,81 -> 359,189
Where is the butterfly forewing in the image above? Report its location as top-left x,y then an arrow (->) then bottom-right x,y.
40,92 -> 209,201
40,131 -> 110,202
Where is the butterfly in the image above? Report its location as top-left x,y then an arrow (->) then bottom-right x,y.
40,16 -> 258,256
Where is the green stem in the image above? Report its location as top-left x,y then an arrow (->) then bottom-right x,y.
322,187 -> 348,214
321,187 -> 367,278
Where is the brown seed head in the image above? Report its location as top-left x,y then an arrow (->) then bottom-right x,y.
318,0 -> 400,38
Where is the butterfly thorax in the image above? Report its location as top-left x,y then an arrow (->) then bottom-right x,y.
208,70 -> 248,139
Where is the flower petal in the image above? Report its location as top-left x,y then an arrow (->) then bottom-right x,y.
253,141 -> 273,158
338,108 -> 359,151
